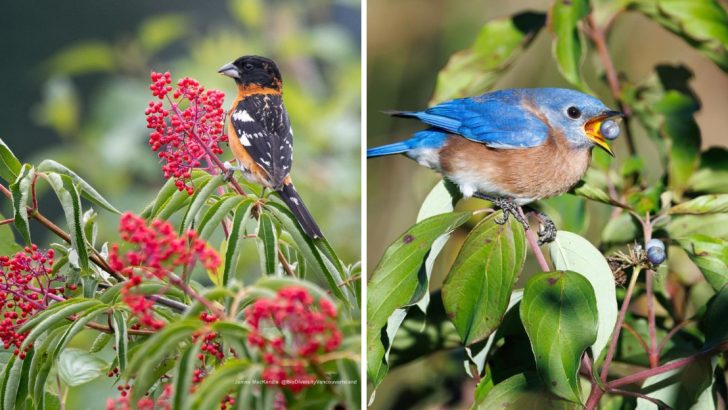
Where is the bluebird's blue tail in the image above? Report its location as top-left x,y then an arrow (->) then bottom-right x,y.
367,142 -> 410,158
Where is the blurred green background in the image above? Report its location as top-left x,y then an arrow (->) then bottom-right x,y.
367,0 -> 728,408
0,2 -> 360,407
0,0 -> 361,264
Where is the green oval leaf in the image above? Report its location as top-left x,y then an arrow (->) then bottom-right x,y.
549,231 -> 618,362
669,194 -> 728,215
58,348 -> 107,387
476,372 -> 580,409
549,0 -> 590,90
367,211 -> 472,387
442,211 -> 526,345
520,271 -> 598,403
677,234 -> 728,291
431,12 -> 546,104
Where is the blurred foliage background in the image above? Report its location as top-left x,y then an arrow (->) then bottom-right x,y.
367,0 -> 728,408
0,0 -> 361,269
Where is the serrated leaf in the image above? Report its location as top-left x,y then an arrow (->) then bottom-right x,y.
442,211 -> 526,345
520,271 -> 598,402
476,372 -> 580,409
367,211 -> 472,388
222,199 -> 255,285
10,164 -> 34,245
669,194 -> 728,214
549,0 -> 590,90
257,213 -> 278,275
46,173 -> 89,271
264,202 -> 348,302
179,173 -> 225,233
197,195 -> 245,240
111,311 -> 128,373
57,348 -> 106,386
0,138 -> 21,184
549,231 -> 618,362
19,299 -> 103,350
189,359 -> 253,410
37,160 -> 120,214
431,12 -> 545,104
677,235 -> 728,291
150,172 -> 212,220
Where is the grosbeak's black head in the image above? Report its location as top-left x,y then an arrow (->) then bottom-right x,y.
218,55 -> 282,90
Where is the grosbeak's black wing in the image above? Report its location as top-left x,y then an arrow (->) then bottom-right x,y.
230,94 -> 293,187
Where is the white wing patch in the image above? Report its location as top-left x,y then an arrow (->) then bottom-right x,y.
232,109 -> 255,122
239,132 -> 252,146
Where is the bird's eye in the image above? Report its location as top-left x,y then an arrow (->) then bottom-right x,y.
567,106 -> 581,119
244,63 -> 254,70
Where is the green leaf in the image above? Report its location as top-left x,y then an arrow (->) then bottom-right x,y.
257,213 -> 278,275
442,212 -> 526,345
222,199 -> 255,285
431,12 -> 546,104
19,299 -> 103,350
667,213 -> 728,240
658,91 -> 701,196
475,372 -> 580,409
57,348 -> 106,386
669,194 -> 728,214
677,235 -> 728,291
1,351 -> 26,410
520,271 -> 598,402
549,0 -> 590,90
601,212 -> 638,244
0,138 -> 21,184
367,211 -> 472,388
111,311 -> 128,373
179,173 -> 225,233
190,360 -> 253,410
44,41 -> 114,75
52,303 -> 108,360
570,182 -> 628,208
0,213 -> 21,256
9,164 -> 33,245
197,195 -> 245,240
264,202 -> 348,302
701,284 -> 728,347
46,173 -> 89,271
172,341 -> 200,410
37,160 -> 120,214
631,0 -> 728,71
549,231 -> 618,362
127,319 -> 200,402
149,172 -> 211,220
688,147 -> 728,193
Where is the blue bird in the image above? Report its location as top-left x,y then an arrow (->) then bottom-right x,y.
368,88 -> 621,242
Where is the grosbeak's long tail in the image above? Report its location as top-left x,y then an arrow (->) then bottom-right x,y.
277,183 -> 322,239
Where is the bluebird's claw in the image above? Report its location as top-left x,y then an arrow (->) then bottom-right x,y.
533,210 -> 557,245
473,193 -> 530,230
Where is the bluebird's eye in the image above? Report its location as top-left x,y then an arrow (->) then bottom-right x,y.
600,119 -> 621,140
566,106 -> 581,119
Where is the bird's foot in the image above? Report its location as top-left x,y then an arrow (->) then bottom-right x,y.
525,208 -> 557,245
222,161 -> 237,182
473,193 -> 530,230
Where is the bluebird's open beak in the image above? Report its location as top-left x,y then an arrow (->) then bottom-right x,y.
584,110 -> 622,157
218,62 -> 239,79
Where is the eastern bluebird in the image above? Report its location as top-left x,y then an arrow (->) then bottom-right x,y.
367,88 -> 621,242
219,56 -> 323,238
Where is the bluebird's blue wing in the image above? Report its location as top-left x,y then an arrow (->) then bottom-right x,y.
389,91 -> 549,149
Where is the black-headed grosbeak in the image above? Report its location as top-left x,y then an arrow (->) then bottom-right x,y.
218,55 -> 323,239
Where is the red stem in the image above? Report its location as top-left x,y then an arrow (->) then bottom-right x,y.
0,218 -> 13,225
518,207 -> 550,272
600,267 -> 641,382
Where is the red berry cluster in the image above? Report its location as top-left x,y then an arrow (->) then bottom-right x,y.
246,287 -> 342,393
146,71 -> 228,194
0,246 -> 62,357
106,383 -> 172,410
109,213 -> 221,329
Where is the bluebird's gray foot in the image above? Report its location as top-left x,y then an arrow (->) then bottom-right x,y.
472,193 -> 530,230
532,210 -> 557,245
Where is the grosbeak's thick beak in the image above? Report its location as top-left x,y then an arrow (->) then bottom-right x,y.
218,62 -> 240,79
584,110 -> 622,157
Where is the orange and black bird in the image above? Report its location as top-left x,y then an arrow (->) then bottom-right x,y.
218,55 -> 323,239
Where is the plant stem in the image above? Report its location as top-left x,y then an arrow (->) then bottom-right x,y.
517,207 -> 550,272
600,266 -> 641,382
0,218 -> 13,225
607,343 -> 728,389
658,320 -> 691,356
645,268 -> 659,367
